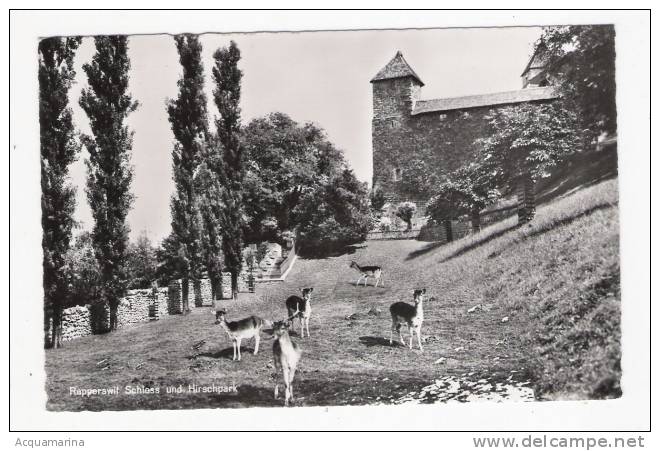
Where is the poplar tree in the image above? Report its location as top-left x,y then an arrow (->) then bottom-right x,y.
79,36 -> 138,330
212,41 -> 244,297
167,34 -> 208,312
39,36 -> 82,348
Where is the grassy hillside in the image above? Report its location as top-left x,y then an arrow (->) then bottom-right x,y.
45,178 -> 620,410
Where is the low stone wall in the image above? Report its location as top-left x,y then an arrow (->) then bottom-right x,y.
194,278 -> 213,307
61,305 -> 93,341
55,277 -> 233,344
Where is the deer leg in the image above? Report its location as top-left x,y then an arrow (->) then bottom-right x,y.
232,340 -> 237,360
398,324 -> 405,345
409,326 -> 414,349
274,384 -> 279,399
254,334 -> 260,355
237,338 -> 242,361
416,326 -> 423,351
305,317 -> 310,337
282,367 -> 291,406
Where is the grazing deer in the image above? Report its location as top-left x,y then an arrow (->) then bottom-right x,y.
350,261 -> 383,287
214,309 -> 269,361
285,288 -> 314,338
389,288 -> 426,351
272,320 -> 302,407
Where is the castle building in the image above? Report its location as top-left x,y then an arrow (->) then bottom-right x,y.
370,51 -> 558,209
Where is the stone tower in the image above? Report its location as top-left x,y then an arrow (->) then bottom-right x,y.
370,51 -> 424,201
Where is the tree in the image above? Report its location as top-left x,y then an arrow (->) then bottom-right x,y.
295,168 -> 372,253
212,41 -> 244,297
537,25 -> 617,143
476,102 -> 580,224
427,181 -> 465,242
167,34 -> 208,312
126,232 -> 158,289
194,140 -> 224,300
395,202 -> 417,231
242,112 -> 349,243
39,36 -> 82,348
79,36 -> 138,331
64,231 -> 101,308
452,162 -> 502,232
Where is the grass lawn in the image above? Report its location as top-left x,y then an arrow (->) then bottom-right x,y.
45,178 -> 620,410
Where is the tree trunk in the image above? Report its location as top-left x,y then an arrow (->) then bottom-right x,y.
443,220 -> 454,242
109,301 -> 118,331
471,209 -> 481,233
182,277 -> 191,314
517,173 -> 536,224
231,270 -> 239,300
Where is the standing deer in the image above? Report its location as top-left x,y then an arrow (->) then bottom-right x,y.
214,309 -> 269,361
285,288 -> 314,338
389,288 -> 426,351
350,261 -> 383,287
272,320 -> 302,407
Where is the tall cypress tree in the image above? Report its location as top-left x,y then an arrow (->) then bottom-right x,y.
79,36 -> 138,330
39,36 -> 82,348
167,34 -> 207,312
212,41 -> 244,297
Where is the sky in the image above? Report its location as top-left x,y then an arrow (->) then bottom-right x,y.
67,26 -> 542,244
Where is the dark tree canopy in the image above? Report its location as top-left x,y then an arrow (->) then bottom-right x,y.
167,34 -> 209,311
212,41 -> 244,296
126,232 -> 158,290
537,25 -> 617,142
39,36 -> 82,347
242,112 -> 345,242
79,36 -> 138,331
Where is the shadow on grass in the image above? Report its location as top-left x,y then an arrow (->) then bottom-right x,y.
406,223 -> 520,263
297,243 -> 365,260
194,346 -> 257,360
487,203 -> 615,260
359,336 -> 402,348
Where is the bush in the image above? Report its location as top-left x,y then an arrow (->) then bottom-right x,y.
395,202 -> 417,231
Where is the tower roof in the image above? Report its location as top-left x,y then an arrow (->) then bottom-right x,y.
371,51 -> 425,86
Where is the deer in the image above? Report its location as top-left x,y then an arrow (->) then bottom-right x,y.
389,288 -> 426,351
349,261 -> 383,287
272,319 -> 302,407
285,288 -> 313,338
214,309 -> 270,361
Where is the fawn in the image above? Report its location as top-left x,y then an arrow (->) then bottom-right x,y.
389,288 -> 426,351
272,320 -> 302,407
285,288 -> 314,338
214,309 -> 269,361
349,261 -> 383,287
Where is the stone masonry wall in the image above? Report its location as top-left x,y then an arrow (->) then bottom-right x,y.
168,280 -> 183,314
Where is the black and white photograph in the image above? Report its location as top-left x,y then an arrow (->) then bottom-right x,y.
9,8 -> 651,435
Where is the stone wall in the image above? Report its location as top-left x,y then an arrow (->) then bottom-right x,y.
54,278 -> 233,344
194,278 -> 213,307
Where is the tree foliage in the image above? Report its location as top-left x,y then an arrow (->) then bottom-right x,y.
537,25 -> 617,142
167,35 -> 209,311
212,41 -> 244,296
475,102 -> 580,223
241,112 -> 345,242
295,168 -> 372,253
39,36 -> 82,348
64,231 -> 101,308
126,232 -> 158,290
395,202 -> 417,231
79,36 -> 138,331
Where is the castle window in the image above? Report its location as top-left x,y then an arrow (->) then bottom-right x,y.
462,111 -> 471,119
438,114 -> 447,121
393,168 -> 402,182
390,119 -> 399,128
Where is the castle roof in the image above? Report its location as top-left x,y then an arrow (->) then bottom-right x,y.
411,86 -> 558,115
371,51 -> 425,86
